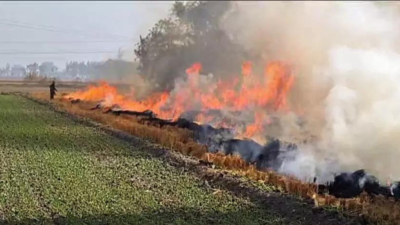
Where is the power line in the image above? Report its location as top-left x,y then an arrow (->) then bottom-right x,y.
0,18 -> 134,40
0,51 -> 118,55
0,2 -> 171,5
0,40 -> 133,44
0,20 -> 130,40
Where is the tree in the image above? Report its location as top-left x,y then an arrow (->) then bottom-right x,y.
134,17 -> 192,90
26,63 -> 39,74
39,62 -> 57,76
63,59 -> 137,81
134,1 -> 250,92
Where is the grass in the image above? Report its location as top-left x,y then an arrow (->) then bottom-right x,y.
28,92 -> 400,225
0,94 -> 291,225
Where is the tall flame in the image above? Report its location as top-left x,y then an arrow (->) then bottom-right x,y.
64,61 -> 295,141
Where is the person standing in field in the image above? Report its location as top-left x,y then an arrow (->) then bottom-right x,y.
50,80 -> 57,100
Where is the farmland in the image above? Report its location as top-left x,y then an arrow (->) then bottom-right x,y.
0,92 -> 368,225
32,78 -> 400,224
0,95 -> 312,224
0,94 -> 277,224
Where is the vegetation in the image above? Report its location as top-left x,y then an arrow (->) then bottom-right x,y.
0,94 -> 293,224
23,72 -> 57,83
30,92 -> 400,225
134,1 -> 251,92
65,60 -> 139,82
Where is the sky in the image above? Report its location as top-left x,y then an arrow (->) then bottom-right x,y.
0,1 -> 173,69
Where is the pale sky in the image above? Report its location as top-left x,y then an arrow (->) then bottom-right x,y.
0,1 -> 173,69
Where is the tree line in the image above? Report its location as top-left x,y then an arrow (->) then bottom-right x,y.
5,59 -> 138,82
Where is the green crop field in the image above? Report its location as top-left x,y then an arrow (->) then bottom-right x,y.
0,94 -> 288,225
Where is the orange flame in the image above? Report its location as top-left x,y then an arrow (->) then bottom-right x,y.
64,61 -> 295,142
186,62 -> 202,74
242,61 -> 252,77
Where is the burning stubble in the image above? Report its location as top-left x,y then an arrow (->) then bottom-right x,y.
65,2 -> 400,184
221,2 -> 400,182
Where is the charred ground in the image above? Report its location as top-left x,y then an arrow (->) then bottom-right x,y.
82,99 -> 400,202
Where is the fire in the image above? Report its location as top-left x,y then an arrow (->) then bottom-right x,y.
65,81 -> 117,102
264,61 -> 294,111
242,61 -> 252,77
186,62 -> 202,74
64,60 -> 295,141
243,112 -> 265,138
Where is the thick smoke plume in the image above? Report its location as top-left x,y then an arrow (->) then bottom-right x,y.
71,2 -> 400,184
220,2 -> 400,182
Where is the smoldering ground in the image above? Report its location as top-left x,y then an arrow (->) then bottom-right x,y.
218,2 -> 400,183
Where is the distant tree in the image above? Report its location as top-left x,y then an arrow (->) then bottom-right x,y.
97,59 -> 137,82
26,63 -> 39,74
65,61 -> 79,77
39,62 -> 58,76
63,59 -> 137,82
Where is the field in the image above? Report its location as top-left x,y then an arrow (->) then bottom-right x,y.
0,94 -> 281,224
31,90 -> 400,224
0,91 -> 369,224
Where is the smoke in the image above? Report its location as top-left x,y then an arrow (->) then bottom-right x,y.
91,1 -> 400,183
219,2 -> 400,182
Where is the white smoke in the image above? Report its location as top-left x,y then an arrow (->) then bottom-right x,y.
320,47 -> 400,182
220,2 -> 400,182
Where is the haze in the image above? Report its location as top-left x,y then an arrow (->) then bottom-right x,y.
0,1 -> 173,68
